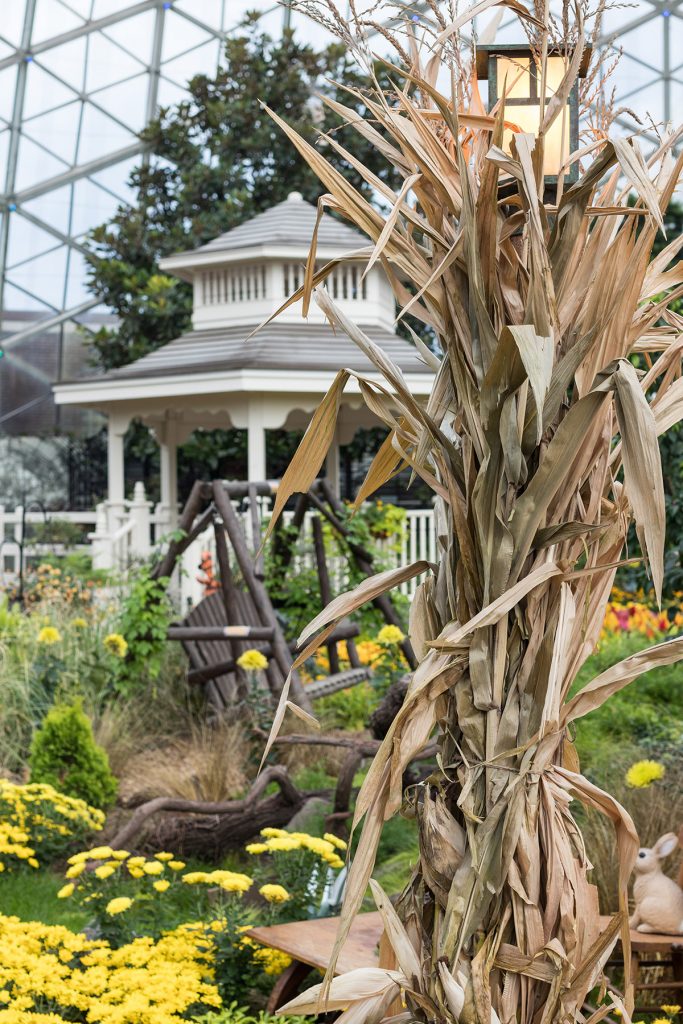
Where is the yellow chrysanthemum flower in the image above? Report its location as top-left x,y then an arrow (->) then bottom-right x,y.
142,860 -> 164,875
66,862 -> 85,878
377,624 -> 405,645
37,626 -> 61,645
236,648 -> 269,672
153,879 -> 170,892
127,855 -> 145,867
86,846 -> 113,860
169,860 -> 186,871
106,896 -> 133,915
323,832 -> 348,851
94,864 -> 115,879
154,851 -> 174,861
265,836 -> 301,852
182,872 -> 210,885
661,1008 -> 681,1016
259,883 -> 291,903
245,843 -> 268,855
103,632 -> 128,658
110,849 -> 129,860
651,1017 -> 673,1024
625,760 -> 666,788
71,617 -> 87,629
57,883 -> 74,899
260,827 -> 287,839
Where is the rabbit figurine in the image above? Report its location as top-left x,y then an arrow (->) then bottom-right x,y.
630,832 -> 683,934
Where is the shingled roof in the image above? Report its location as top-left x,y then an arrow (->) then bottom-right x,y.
96,321 -> 430,381
187,192 -> 370,255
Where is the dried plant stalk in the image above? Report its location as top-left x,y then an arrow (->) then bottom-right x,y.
258,4 -> 683,1024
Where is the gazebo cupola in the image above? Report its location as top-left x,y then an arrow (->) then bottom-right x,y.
159,191 -> 397,334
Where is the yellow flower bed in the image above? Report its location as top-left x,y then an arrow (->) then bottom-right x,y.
0,781 -> 104,871
0,914 -> 221,1023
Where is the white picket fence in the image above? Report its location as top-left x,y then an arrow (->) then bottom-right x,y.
0,485 -> 437,608
179,502 -> 437,609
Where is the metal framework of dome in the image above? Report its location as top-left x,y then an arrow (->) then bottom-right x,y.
0,0 -> 680,432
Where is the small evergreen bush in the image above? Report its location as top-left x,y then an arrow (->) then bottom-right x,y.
29,702 -> 118,809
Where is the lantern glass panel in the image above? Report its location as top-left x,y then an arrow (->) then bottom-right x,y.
495,55 -> 531,99
545,55 -> 567,96
501,104 -> 570,176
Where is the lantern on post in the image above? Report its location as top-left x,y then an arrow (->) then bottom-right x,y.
476,44 -> 590,184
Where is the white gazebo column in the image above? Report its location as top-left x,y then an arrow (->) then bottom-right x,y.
158,413 -> 179,529
107,413 -> 129,533
247,401 -> 267,482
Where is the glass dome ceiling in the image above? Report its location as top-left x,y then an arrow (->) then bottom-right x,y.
0,0 -> 680,340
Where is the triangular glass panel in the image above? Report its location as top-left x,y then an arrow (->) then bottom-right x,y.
32,0 -> 85,44
75,103 -> 136,162
161,10 -> 215,62
156,75 -> 190,110
0,69 -> 18,123
174,0 -> 229,32
7,214 -> 62,267
89,156 -> 139,203
102,10 -> 155,64
0,130 -> 9,179
69,177 -> 121,236
22,100 -> 81,165
24,61 -> 79,119
2,281 -> 55,314
22,185 -> 75,236
57,0 -> 94,19
90,74 -> 149,134
64,250 -> 93,307
85,31 -> 146,92
16,134 -> 69,191
160,40 -> 221,91
0,6 -> 28,48
37,36 -> 88,92
8,244 -> 69,311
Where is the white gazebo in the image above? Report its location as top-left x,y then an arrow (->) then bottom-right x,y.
54,191 -> 433,537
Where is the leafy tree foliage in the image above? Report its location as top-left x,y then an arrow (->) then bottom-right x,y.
85,17 -> 394,371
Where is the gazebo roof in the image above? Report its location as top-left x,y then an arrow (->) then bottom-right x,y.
179,192 -> 369,259
85,321 -> 430,382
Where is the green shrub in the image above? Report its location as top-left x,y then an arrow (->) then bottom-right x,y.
114,566 -> 172,695
29,701 -> 118,809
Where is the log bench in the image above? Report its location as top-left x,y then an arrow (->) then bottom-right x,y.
245,912 -> 683,1013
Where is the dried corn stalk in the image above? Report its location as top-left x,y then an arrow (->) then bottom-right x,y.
258,3 -> 683,1023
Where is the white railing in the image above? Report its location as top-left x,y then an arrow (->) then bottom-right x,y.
0,487 -> 437,607
0,506 -> 97,577
178,503 -> 437,609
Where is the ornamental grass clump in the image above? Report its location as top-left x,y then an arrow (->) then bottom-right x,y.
257,2 -> 683,1023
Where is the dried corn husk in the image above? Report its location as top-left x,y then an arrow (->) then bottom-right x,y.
259,4 -> 683,1023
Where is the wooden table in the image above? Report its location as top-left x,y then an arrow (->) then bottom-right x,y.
247,912 -> 683,1013
245,911 -> 383,1011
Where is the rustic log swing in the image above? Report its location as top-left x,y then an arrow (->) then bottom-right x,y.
152,478 -> 415,713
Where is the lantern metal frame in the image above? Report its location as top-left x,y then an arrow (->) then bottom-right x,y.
476,44 -> 591,185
